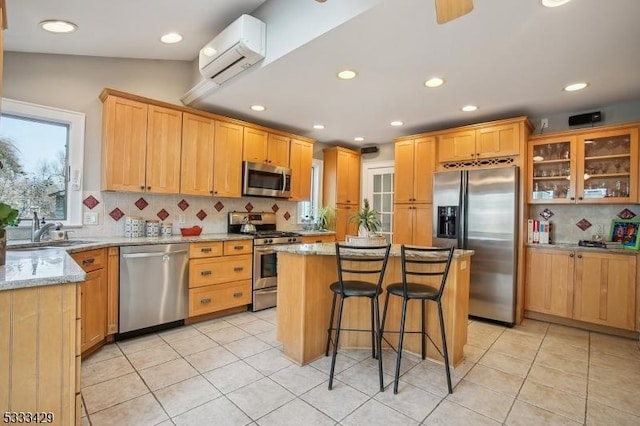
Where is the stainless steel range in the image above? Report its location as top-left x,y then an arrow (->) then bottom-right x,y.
228,212 -> 301,311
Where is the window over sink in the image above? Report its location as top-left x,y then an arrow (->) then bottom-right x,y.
0,98 -> 85,226
298,159 -> 323,227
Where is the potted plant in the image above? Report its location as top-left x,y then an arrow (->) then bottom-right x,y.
349,198 -> 382,238
316,205 -> 335,231
0,202 -> 20,266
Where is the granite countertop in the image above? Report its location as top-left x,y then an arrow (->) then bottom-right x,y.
0,248 -> 86,291
526,242 -> 636,255
295,229 -> 336,236
274,242 -> 474,258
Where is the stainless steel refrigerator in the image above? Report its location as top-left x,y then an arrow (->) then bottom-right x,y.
433,167 -> 518,325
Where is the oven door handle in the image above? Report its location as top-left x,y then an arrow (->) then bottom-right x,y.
281,170 -> 286,192
254,247 -> 276,255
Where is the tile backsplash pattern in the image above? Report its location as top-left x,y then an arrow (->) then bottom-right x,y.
529,204 -> 639,243
75,192 -> 301,238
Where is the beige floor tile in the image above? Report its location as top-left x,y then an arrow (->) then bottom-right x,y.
224,335 -> 273,359
80,417 -> 90,426
588,378 -> 640,416
466,331 -> 502,350
270,364 -> 329,395
588,363 -> 640,392
374,382 -> 441,422
227,377 -> 295,420
172,396 -> 252,426
533,350 -> 588,377
169,333 -> 219,357
423,400 -> 501,426
236,318 -> 276,335
539,337 -> 589,361
82,372 -> 148,414
256,398 -> 335,426
359,348 -> 419,376
511,319 -> 549,337
126,342 -> 181,370
462,344 -> 486,363
342,398 -> 419,426
527,364 -> 587,397
310,352 -> 359,376
590,332 -> 640,360
506,400 -> 583,426
254,308 -> 277,323
205,325 -> 251,345
478,350 -> 532,378
254,328 -> 281,347
335,362 -> 395,396
400,359 -> 460,397
489,338 -> 540,362
154,375 -> 221,417
192,317 -> 234,334
158,325 -> 202,344
498,330 -> 544,349
116,333 -> 165,355
589,349 -> 640,372
81,355 -> 135,388
464,364 -> 524,397
203,360 -> 265,394
89,393 -> 168,426
301,379 -> 369,421
224,311 -> 259,326
246,347 -> 295,375
81,343 -> 122,366
546,324 -> 589,342
518,380 -> 586,423
138,358 -> 199,391
446,379 -> 514,422
185,345 -> 239,373
586,400 -> 640,426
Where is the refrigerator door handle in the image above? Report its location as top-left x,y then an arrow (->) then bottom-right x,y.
458,171 -> 467,249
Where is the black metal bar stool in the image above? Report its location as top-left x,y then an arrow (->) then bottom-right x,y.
325,242 -> 391,391
380,245 -> 455,394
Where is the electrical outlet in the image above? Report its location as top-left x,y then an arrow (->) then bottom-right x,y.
541,118 -> 549,129
177,214 -> 186,224
596,223 -> 605,236
83,212 -> 99,225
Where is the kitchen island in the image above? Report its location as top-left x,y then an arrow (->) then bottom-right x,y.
274,243 -> 473,366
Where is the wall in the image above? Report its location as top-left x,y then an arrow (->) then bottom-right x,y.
2,52 -> 300,238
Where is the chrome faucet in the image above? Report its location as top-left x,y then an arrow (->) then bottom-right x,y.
31,213 -> 61,242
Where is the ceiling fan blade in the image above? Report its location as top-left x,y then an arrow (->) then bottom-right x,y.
435,0 -> 474,24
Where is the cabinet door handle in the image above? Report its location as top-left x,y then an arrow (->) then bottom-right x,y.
140,185 -> 145,190
82,258 -> 95,265
578,197 -> 583,200
200,297 -> 212,304
201,247 -> 212,253
233,267 -> 244,272
569,253 -> 574,258
577,254 -> 582,259
233,292 -> 244,298
233,245 -> 244,250
147,186 -> 151,190
570,197 -> 575,201
201,270 -> 212,276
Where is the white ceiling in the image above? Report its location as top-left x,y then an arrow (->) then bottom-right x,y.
5,0 -> 640,147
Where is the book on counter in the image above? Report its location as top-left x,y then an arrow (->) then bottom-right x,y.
528,219 -> 550,244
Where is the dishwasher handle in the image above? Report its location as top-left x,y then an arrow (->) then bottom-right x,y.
122,249 -> 188,259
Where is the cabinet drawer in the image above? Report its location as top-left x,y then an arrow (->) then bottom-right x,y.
301,235 -> 335,243
189,280 -> 252,317
71,248 -> 106,272
223,239 -> 253,255
189,254 -> 252,288
189,241 -> 223,259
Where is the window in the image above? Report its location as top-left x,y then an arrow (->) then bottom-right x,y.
0,98 -> 85,226
362,161 -> 394,242
298,159 -> 323,227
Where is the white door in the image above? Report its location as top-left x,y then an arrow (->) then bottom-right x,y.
362,161 -> 394,243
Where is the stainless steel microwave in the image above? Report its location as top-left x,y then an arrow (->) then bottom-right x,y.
242,161 -> 291,198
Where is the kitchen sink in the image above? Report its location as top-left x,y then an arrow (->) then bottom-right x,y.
9,240 -> 97,251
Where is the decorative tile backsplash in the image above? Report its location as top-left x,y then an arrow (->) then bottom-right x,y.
74,192 -> 301,238
529,204 -> 639,243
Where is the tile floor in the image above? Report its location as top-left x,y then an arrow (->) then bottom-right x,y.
80,309 -> 640,425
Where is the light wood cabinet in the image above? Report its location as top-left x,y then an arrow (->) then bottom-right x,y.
243,128 -> 291,167
393,203 -> 433,245
181,113 -> 215,196
335,204 -> 358,242
71,249 -> 108,354
301,234 -> 336,243
107,247 -> 119,335
394,137 -> 435,204
213,121 -> 243,198
323,147 -> 361,242
145,105 -> 182,193
528,123 -> 639,204
289,138 -> 313,201
438,122 -> 522,163
476,123 -> 520,158
437,130 -> 476,163
525,247 -> 637,331
188,240 -> 252,317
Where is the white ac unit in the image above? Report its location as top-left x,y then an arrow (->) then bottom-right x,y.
199,14 -> 266,85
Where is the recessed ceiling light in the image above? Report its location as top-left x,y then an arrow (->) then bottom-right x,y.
337,70 -> 357,80
390,121 -> 404,126
160,32 -> 183,44
354,137 -> 365,142
462,105 -> 478,112
541,0 -> 572,7
424,77 -> 445,88
39,20 -> 78,34
563,82 -> 588,92
250,105 -> 266,112
313,124 -> 325,130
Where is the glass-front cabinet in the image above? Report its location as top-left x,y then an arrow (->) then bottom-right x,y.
529,125 -> 638,204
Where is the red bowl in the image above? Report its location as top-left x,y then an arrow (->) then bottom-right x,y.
180,226 -> 202,236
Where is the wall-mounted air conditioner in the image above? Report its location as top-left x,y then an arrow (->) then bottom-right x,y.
199,14 -> 266,85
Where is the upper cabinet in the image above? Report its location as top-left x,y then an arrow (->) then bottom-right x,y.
528,124 -> 639,204
289,138 -> 313,201
438,123 -> 520,163
336,149 -> 361,205
394,136 -> 435,203
145,105 -> 182,193
213,121 -> 243,198
180,113 -> 215,196
243,127 -> 290,167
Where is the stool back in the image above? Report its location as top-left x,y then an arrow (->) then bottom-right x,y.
334,242 -> 391,296
400,245 -> 455,300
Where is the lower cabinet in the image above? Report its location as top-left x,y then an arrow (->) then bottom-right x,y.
525,247 -> 637,331
393,203 -> 432,245
72,248 -> 108,354
301,234 -> 336,244
188,240 -> 253,317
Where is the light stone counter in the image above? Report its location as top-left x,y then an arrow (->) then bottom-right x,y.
275,242 -> 474,258
0,248 -> 86,291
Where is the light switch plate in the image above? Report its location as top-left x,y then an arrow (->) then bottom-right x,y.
84,212 -> 99,225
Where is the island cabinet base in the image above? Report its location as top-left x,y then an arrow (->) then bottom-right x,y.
276,252 -> 470,366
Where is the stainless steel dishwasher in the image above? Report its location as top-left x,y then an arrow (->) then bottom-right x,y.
119,243 -> 189,334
